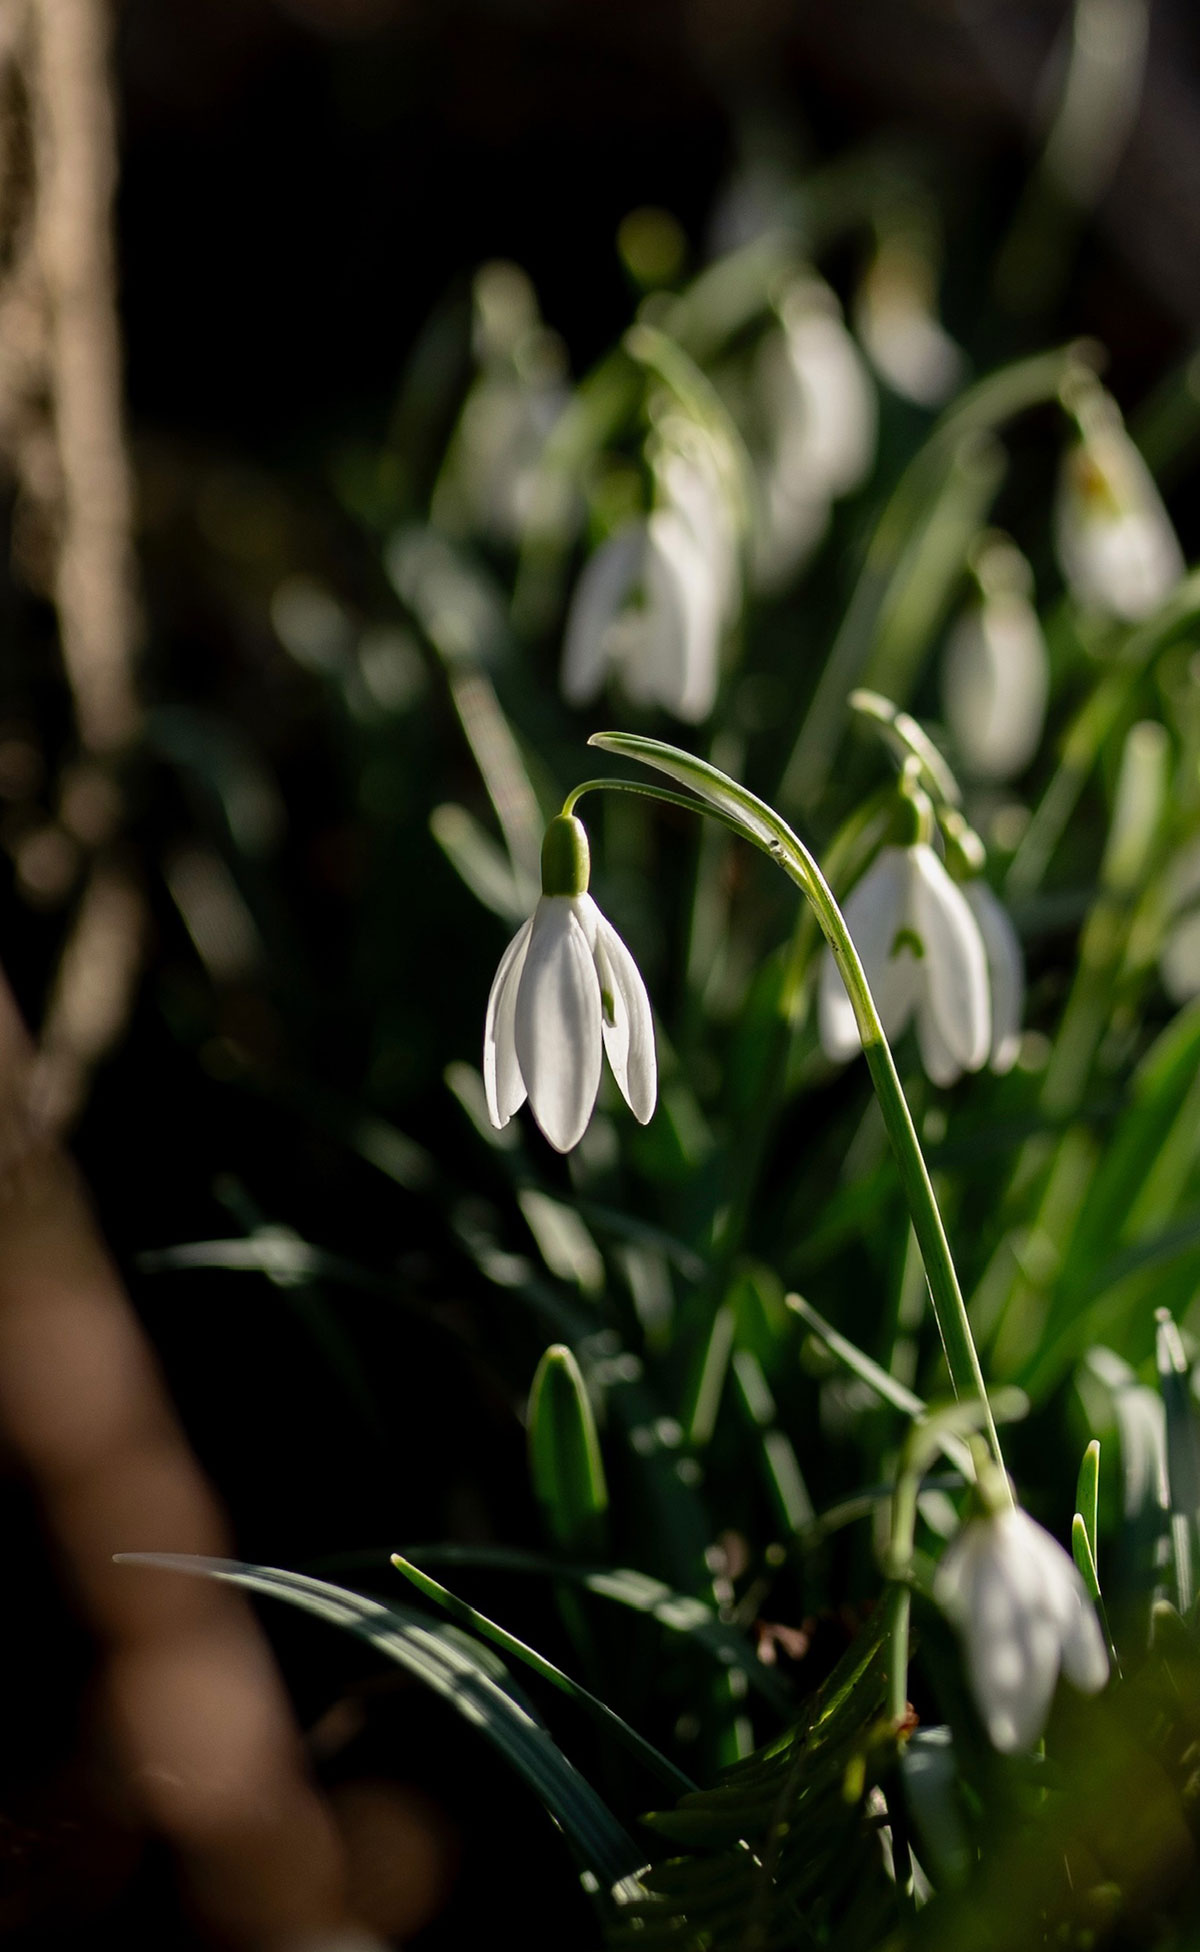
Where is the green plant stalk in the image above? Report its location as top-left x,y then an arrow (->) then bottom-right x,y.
885,1465 -> 920,1729
580,734 -> 1006,1480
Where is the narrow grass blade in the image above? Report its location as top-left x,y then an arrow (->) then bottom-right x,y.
394,1545 -> 794,1713
390,1552 -> 695,1796
117,1554 -> 645,1900
785,1294 -> 973,1477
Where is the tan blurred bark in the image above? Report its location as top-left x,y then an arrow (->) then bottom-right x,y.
0,8 -> 394,1944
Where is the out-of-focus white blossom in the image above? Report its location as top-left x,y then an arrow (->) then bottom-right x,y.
484,815 -> 657,1153
942,545 -> 1049,781
561,419 -> 739,723
819,843 -> 991,1086
435,262 -> 569,544
935,1505 -> 1108,1752
855,241 -> 965,408
753,281 -> 877,589
1056,409 -> 1183,622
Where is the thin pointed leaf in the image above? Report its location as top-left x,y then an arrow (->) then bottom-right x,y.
528,1344 -> 610,1559
1076,1438 -> 1101,1569
390,1552 -> 694,1796
117,1554 -> 645,1901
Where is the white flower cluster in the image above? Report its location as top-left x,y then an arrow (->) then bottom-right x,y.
818,839 -> 1022,1087
561,415 -> 740,724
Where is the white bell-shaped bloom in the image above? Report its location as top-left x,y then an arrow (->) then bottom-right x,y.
753,285 -> 877,589
963,879 -> 1023,1074
1056,420 -> 1183,623
942,590 -> 1049,782
819,844 -> 991,1086
483,816 -> 656,1153
935,1505 -> 1108,1752
855,246 -> 965,408
561,425 -> 737,723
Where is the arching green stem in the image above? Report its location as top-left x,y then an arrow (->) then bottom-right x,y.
583,731 -> 1006,1482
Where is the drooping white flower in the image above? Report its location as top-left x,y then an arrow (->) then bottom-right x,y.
942,588 -> 1049,782
819,843 -> 991,1086
436,262 -> 569,544
1056,413 -> 1184,623
935,1504 -> 1108,1752
483,815 -> 656,1152
753,282 -> 877,589
561,418 -> 739,724
855,242 -> 965,409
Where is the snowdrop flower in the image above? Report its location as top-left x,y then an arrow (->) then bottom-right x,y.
753,281 -> 877,589
819,840 -> 991,1087
1056,409 -> 1183,622
942,542 -> 1049,781
855,240 -> 965,409
435,262 -> 568,544
561,420 -> 738,724
483,814 -> 656,1152
935,1502 -> 1108,1752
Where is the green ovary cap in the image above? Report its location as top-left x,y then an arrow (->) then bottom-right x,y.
541,814 -> 591,897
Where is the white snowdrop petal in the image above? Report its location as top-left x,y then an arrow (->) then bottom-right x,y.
914,1000 -> 965,1087
591,908 -> 657,1124
819,848 -> 913,1061
781,310 -> 877,498
1056,433 -> 1184,622
561,523 -> 646,706
645,509 -> 722,723
909,847 -> 991,1072
859,300 -> 965,408
964,879 -> 1024,1072
483,917 -> 533,1126
967,1527 -> 1060,1752
943,595 -> 1049,781
513,899 -> 603,1153
1059,1593 -> 1111,1693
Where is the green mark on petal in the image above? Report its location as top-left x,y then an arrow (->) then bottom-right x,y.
890,926 -> 925,962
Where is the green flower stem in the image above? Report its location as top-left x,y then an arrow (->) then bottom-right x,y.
584,733 -> 1007,1481
884,1465 -> 920,1729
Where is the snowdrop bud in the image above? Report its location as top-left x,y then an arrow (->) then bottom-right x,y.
1056,408 -> 1183,622
484,816 -> 657,1152
935,1503 -> 1108,1752
818,842 -> 991,1086
942,555 -> 1049,782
